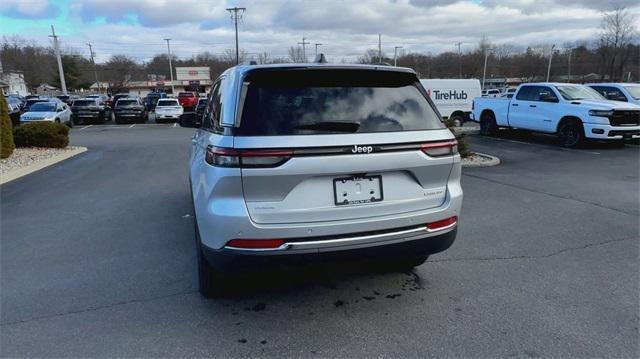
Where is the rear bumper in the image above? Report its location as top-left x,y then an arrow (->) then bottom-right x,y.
584,123 -> 640,140
201,226 -> 457,272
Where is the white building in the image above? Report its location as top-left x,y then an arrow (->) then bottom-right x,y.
0,71 -> 28,96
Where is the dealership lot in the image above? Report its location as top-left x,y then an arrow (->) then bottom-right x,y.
1,126 -> 638,357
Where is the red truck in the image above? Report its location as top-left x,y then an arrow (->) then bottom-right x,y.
178,92 -> 198,110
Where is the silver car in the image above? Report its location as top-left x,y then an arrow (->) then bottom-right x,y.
181,64 -> 463,296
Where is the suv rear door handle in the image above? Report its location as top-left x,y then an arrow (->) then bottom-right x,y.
529,105 -> 537,108
512,104 -> 519,107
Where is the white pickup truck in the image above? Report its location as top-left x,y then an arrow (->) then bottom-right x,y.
471,83 -> 640,147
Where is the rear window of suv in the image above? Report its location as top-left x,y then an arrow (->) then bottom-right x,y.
157,99 -> 179,106
73,100 -> 97,106
237,69 -> 443,136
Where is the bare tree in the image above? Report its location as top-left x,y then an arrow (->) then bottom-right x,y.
598,7 -> 637,80
288,46 -> 306,62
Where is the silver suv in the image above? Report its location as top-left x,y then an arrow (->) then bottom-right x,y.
180,64 -> 463,296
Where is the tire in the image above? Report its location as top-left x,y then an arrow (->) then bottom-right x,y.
558,120 -> 584,148
115,117 -> 123,125
195,220 -> 227,298
480,113 -> 498,136
449,114 -> 464,127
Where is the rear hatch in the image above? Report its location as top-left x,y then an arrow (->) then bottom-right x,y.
235,68 -> 455,224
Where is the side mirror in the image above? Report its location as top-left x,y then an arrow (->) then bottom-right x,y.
540,94 -> 559,103
179,112 -> 200,128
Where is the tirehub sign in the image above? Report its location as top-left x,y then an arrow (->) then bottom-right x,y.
427,89 -> 468,100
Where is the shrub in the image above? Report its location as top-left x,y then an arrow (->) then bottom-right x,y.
0,92 -> 15,158
13,122 -> 69,148
445,122 -> 471,159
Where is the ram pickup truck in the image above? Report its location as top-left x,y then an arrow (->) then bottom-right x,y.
471,82 -> 640,147
178,92 -> 198,110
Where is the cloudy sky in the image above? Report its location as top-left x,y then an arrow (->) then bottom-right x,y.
0,0 -> 638,63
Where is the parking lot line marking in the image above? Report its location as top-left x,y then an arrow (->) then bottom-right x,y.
80,125 -> 93,130
480,136 -> 601,155
128,124 -> 136,128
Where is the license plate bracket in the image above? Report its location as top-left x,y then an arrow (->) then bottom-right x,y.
333,175 -> 383,206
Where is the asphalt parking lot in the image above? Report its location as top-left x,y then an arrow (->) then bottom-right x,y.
1,125 -> 638,357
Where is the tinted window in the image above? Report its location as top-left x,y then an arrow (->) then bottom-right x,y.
117,100 -> 138,106
202,81 -> 222,132
73,100 -> 97,106
237,70 -> 443,136
30,103 -> 56,112
178,92 -> 195,97
157,99 -> 179,107
515,86 -> 535,100
592,86 -> 627,101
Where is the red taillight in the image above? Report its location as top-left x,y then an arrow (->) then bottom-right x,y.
205,146 -> 293,168
226,239 -> 286,249
421,140 -> 458,157
426,216 -> 457,231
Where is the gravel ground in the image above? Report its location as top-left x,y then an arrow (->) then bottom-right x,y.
0,147 -> 83,175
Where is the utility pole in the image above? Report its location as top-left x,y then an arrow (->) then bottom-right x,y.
164,38 -> 175,94
298,37 -> 310,62
378,34 -> 382,63
314,43 -> 322,58
455,41 -> 462,78
226,7 -> 246,65
546,44 -> 556,82
49,25 -> 67,95
87,43 -> 100,93
567,48 -> 573,83
482,47 -> 492,90
394,46 -> 403,67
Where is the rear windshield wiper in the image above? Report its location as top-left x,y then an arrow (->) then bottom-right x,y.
294,121 -> 360,133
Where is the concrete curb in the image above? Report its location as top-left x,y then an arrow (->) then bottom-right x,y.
0,147 -> 88,185
462,151 -> 501,168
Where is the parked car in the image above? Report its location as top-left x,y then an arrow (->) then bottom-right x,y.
154,98 -> 183,123
420,79 -> 481,124
179,63 -> 462,296
113,98 -> 147,124
22,98 -> 49,113
108,93 -> 131,109
177,92 -> 198,110
586,83 -> 640,106
144,92 -> 167,111
56,95 -> 78,105
71,98 -> 109,125
482,89 -> 501,97
4,98 -> 22,127
195,97 -> 207,120
20,100 -> 73,127
471,82 -> 640,147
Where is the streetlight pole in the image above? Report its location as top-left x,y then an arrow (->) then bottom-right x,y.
164,38 -> 175,94
546,44 -> 556,82
394,46 -> 403,67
